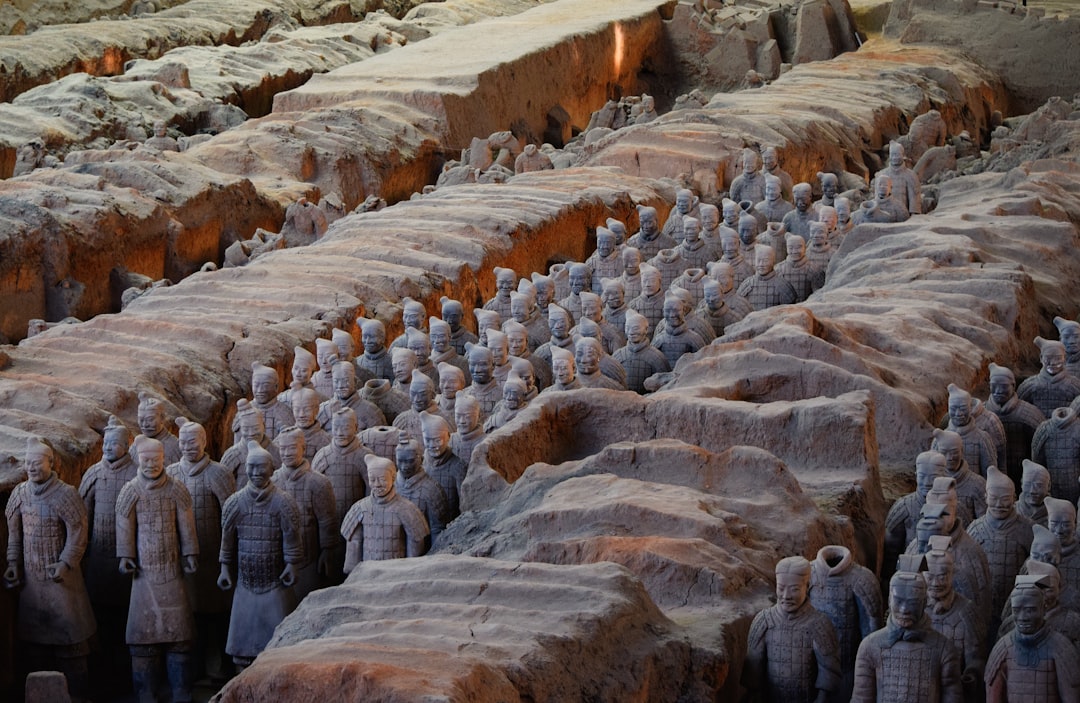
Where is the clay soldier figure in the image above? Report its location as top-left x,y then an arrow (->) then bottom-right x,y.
389,298 -> 427,350
450,395 -> 485,463
619,246 -> 644,302
986,362 -> 1045,486
510,304 -> 555,382
1046,497 -> 1080,604
393,369 -> 441,443
1056,316 -> 1080,377
923,541 -> 985,698
220,400 -> 281,488
332,327 -> 355,363
420,411 -> 468,521
647,247 -> 687,295
966,465 -> 1035,636
341,455 -> 429,570
884,451 -> 948,585
486,328 -> 513,388
804,222 -> 833,293
817,206 -> 840,247
129,392 -> 182,466
543,346 -> 583,393
932,428 -> 987,525
970,397 -> 1008,473
394,435 -> 448,547
850,198 -> 893,227
808,545 -> 883,701
761,146 -> 794,201
249,362 -> 294,442
775,232 -> 814,303
291,385 -> 330,461
585,228 -> 621,291
738,246 -> 797,311
358,318 -> 394,381
312,407 -> 371,527
405,329 -> 438,385
167,418 -> 236,683
737,212 -> 760,265
574,336 -> 625,390
572,291 -> 624,354
661,189 -> 700,243
834,197 -> 854,237
758,221 -> 788,264
1018,460 -> 1052,527
871,174 -> 908,222
277,345 -> 323,406
1002,560 -> 1080,647
435,363 -> 468,419
440,297 -> 478,356
360,378 -> 410,425
945,383 -> 997,478
1019,337 -> 1080,419
652,294 -> 706,368
815,172 -> 840,210
986,575 -> 1080,702
699,203 -> 724,256
671,267 -> 709,308
907,480 -> 992,623
317,360 -> 386,431
781,183 -> 818,240
474,308 -> 502,347
217,441 -> 303,673
677,217 -> 715,272
116,436 -> 199,703
709,261 -> 754,320
312,337 -> 340,400
882,141 -> 921,216
510,356 -> 541,401
429,317 -> 471,383
574,318 -> 629,387
272,426 -> 339,600
627,205 -> 676,260
529,274 -> 555,322
756,175 -> 795,232
628,263 -> 666,334
534,304 -> 575,371
360,426 -> 403,462
462,343 -> 501,420
558,263 -> 591,325
718,232 -> 754,290
605,217 -> 628,247
485,372 -> 530,431
730,148 -> 766,205
851,560 -> 963,703
390,347 -> 417,395
484,266 -> 516,321
1033,407 -> 1080,505
511,286 -> 550,351
697,278 -> 745,338
743,556 -> 842,703
5,437 -> 96,697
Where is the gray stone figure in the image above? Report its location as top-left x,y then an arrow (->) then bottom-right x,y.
709,260 -> 754,320
737,246 -> 797,311
966,465 -> 1034,636
971,398 -> 1008,475
671,267 -> 709,309
435,362 -> 468,420
619,246 -> 644,302
738,212 -> 760,264
272,426 -> 339,600
804,222 -> 832,293
851,564 -> 963,703
474,308 -> 502,347
405,328 -> 437,385
217,441 -> 302,672
945,383 -> 998,478
542,346 -> 583,393
557,263 -> 591,325
483,266 -> 516,321
462,343 -> 501,421
1018,459 -> 1052,527
249,363 -> 295,442
430,317 -> 472,384
441,297 -> 478,357
390,347 -> 418,395
1056,316 -> 1080,377
332,328 -> 355,363
421,411 -> 468,521
291,385 -> 330,462
661,189 -> 700,243
128,393 -> 181,466
699,204 -> 724,258
529,274 -> 555,321
317,361 -> 386,431
987,362 -> 1045,487
850,199 -> 893,227
312,407 -> 371,527
677,217 -> 715,273
697,277 -> 745,338
1005,560 -> 1080,648
882,141 -> 922,216
986,575 -> 1080,703
572,291 -> 624,355
924,543 -> 985,699
730,148 -> 766,206
1018,337 -> 1080,419
167,418 -> 235,682
360,379 -> 410,425
574,336 -> 625,391
781,183 -> 818,240
834,197 -> 854,237
358,319 -> 394,382
818,206 -> 840,247
626,205 -> 676,260
509,356 -> 541,401
808,545 -> 883,702
652,294 -> 706,368
393,369 -> 441,443
761,146 -> 794,201
312,337 -> 340,400
1033,407 -> 1080,505
277,346 -> 322,407
511,286 -> 550,351
394,435 -> 448,548
514,143 -> 553,173
884,451 -> 948,582
600,278 -> 630,346
815,172 -> 839,210
533,305 -> 574,375
628,263 -> 666,334
931,428 -> 987,525
486,328 -> 513,389
1046,497 -> 1080,606
359,426 -> 403,462
5,437 -> 96,697
871,174 -> 908,222
220,400 -> 281,489
341,455 -> 429,569
605,217 -> 628,247
743,556 -> 841,703
775,232 -> 814,302
450,395 -> 485,464
756,176 -> 795,232
574,318 -> 629,387
116,436 -> 199,703
586,228 -> 621,292
485,372 -> 530,431
389,298 -> 427,350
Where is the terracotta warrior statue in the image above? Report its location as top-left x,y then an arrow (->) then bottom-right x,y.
483,266 -> 516,321
945,383 -> 997,478
923,541 -> 985,699
390,297 -> 427,350
341,455 -> 429,569
1019,337 -> 1080,419
755,174 -> 794,226
129,392 -> 181,466
420,411 -> 468,521
661,189 -> 701,243
1033,407 -> 1080,505
573,290 -> 624,354
511,285 -> 549,351
558,263 -> 591,324
248,363 -> 294,442
5,437 -> 96,697
1055,316 -> 1080,377
486,328 -> 513,388
627,205 -> 675,260
814,172 -> 839,210
392,369 -> 440,443
652,294 -> 706,368
221,400 -> 280,488
708,260 -> 753,320
986,362 -> 1045,487
775,232 -> 814,303
435,362 -> 467,420
574,336 -> 625,390
394,434 -> 449,549
533,304 -> 574,371
619,246 -> 644,302
312,407 -> 372,528
542,345 -> 583,393
450,395 -> 485,464
429,317 -> 471,383
781,183 -> 818,240
116,436 -> 199,703
405,328 -> 437,385
440,297 -> 478,356
586,228 -> 621,292
730,148 -> 766,205
1018,459 -> 1051,527
509,356 -> 540,400
882,141 -> 921,216
697,277 -> 745,338
931,428 -> 987,525
462,343 -> 500,420
743,556 -> 841,703
528,274 -> 555,322
628,263 -> 665,334
737,245 -> 797,311
278,345 -> 322,406
600,278 -> 629,348
312,337 -> 340,399
218,441 -> 302,672
473,308 -> 501,346
1045,496 -> 1080,605
317,360 -> 386,431
760,146 -> 794,201
332,327 -> 355,363
358,319 -> 394,382
485,371 -> 530,431
884,450 -> 948,585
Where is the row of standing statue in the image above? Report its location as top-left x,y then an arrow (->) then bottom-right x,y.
746,325 -> 1080,702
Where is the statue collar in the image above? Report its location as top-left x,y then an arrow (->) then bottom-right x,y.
28,474 -> 58,497
885,614 -> 930,645
180,454 -> 210,476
